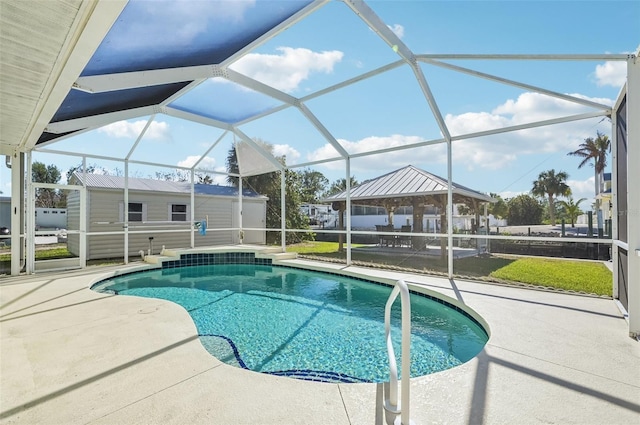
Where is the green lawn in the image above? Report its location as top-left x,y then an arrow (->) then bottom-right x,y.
286,242 -> 613,296
490,257 -> 612,295
1,245 -> 75,274
0,245 -> 73,261
286,241 -> 365,254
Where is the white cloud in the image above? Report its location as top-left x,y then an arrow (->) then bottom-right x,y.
231,47 -> 344,93
388,24 -> 404,39
202,166 -> 229,186
567,176 -> 596,202
209,173 -> 228,186
592,46 -> 639,88
497,190 -> 527,201
444,92 -> 613,169
176,158 -> 227,185
309,91 -> 613,175
272,144 -> 301,162
98,120 -> 171,141
177,155 -> 216,169
111,1 -> 255,50
308,134 -> 446,171
594,61 -> 626,87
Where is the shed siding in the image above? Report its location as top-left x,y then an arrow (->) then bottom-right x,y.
66,191 -> 81,254
68,188 -> 265,260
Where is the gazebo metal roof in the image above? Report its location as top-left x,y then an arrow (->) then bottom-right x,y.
324,165 -> 494,204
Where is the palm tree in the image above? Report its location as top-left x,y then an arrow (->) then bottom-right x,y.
567,131 -> 610,198
532,169 -> 571,226
559,196 -> 586,227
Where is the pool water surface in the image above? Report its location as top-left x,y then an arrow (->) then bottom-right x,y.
93,263 -> 488,383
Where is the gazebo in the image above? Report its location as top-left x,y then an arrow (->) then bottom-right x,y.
324,165 -> 495,252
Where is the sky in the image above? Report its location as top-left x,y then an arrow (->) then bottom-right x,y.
2,0 -> 639,208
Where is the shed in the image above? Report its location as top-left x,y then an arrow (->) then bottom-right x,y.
67,173 -> 267,260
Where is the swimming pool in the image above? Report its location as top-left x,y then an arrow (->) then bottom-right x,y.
92,256 -> 488,383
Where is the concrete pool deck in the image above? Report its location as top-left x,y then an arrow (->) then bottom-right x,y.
1,258 -> 639,424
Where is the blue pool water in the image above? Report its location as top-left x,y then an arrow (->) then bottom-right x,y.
93,263 -> 488,383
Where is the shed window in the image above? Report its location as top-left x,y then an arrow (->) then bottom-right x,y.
128,203 -> 143,222
119,202 -> 147,222
170,204 -> 188,221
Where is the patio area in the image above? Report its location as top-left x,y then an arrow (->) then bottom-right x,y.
1,257 -> 638,424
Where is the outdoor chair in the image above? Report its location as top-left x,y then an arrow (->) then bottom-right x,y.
399,225 -> 412,247
382,224 -> 397,247
376,224 -> 396,247
375,224 -> 386,246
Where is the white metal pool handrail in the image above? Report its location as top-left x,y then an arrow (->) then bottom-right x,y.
384,279 -> 412,425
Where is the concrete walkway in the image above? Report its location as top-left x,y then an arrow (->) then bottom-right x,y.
1,260 -> 638,424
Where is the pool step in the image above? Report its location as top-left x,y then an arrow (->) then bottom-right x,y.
257,252 -> 297,261
143,254 -> 173,264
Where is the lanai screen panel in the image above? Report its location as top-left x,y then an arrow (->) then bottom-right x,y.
616,96 -> 628,243
616,94 -> 628,310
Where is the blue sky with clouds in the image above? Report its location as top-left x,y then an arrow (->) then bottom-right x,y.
2,0 -> 638,206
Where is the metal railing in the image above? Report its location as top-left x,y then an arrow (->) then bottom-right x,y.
384,279 -> 413,425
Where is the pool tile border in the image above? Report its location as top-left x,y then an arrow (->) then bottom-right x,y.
162,252 -> 272,269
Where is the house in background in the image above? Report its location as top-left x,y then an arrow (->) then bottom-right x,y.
67,173 -> 267,260
597,171 -> 613,222
0,197 -> 67,231
35,208 -> 67,229
0,197 -> 10,230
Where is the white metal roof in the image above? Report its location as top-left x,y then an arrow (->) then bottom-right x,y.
324,165 -> 494,203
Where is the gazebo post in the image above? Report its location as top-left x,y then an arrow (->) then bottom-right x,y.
412,199 -> 426,251
382,200 -> 397,228
332,201 -> 345,252
432,194 -> 448,260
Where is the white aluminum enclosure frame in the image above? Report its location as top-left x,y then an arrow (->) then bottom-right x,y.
22,152 -> 87,274
4,0 -> 636,336
619,53 -> 639,337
